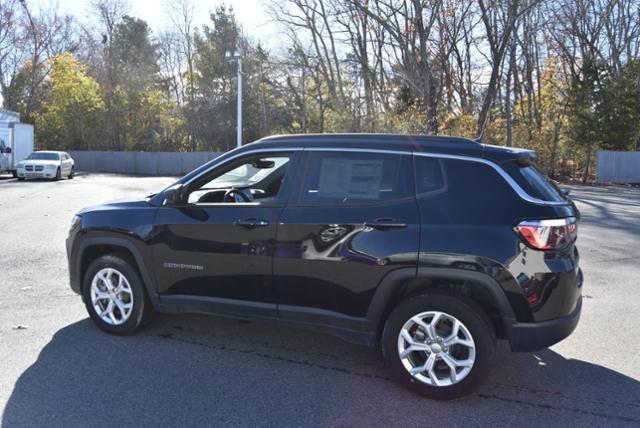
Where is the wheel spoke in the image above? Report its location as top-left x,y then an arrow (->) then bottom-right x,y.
99,300 -> 114,318
444,336 -> 474,348
423,312 -> 442,340
429,367 -> 442,386
425,352 -> 436,373
440,353 -> 458,383
113,275 -> 126,294
114,299 -> 132,316
100,270 -> 113,290
410,316 -> 430,333
441,352 -> 474,368
444,319 -> 460,342
409,353 -> 436,376
400,329 -> 418,346
400,343 -> 429,358
93,290 -> 109,301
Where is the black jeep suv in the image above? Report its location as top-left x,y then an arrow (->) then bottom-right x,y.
67,134 -> 582,399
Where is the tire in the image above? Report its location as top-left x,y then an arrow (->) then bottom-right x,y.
54,167 -> 61,181
17,177 -> 24,181
382,291 -> 496,400
82,254 -> 154,335
68,166 -> 75,179
11,170 -> 17,178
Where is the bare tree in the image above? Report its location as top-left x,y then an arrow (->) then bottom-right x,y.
164,0 -> 197,105
475,0 -> 524,137
0,0 -> 27,109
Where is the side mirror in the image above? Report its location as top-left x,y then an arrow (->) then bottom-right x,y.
163,184 -> 186,206
251,159 -> 275,169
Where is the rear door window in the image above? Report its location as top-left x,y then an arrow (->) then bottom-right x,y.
414,157 -> 447,195
297,151 -> 413,205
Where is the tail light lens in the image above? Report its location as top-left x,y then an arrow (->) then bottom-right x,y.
515,217 -> 577,250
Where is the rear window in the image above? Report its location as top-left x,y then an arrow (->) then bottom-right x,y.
503,163 -> 565,202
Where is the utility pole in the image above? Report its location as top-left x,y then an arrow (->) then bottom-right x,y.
225,51 -> 242,148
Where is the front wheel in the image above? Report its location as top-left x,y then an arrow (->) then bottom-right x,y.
68,166 -> 75,179
54,167 -> 61,181
82,254 -> 154,335
382,291 -> 496,400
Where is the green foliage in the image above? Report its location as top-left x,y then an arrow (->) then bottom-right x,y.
598,60 -> 640,151
36,53 -> 104,150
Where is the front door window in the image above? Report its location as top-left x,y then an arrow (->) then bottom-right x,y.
187,155 -> 291,205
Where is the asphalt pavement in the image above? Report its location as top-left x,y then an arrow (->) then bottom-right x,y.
0,173 -> 639,427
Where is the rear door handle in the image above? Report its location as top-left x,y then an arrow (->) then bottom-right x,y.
234,218 -> 269,228
364,218 -> 407,229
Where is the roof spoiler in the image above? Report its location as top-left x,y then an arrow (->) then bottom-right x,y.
515,153 -> 536,167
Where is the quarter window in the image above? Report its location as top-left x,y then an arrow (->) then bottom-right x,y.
414,155 -> 519,224
299,151 -> 413,205
502,163 -> 565,202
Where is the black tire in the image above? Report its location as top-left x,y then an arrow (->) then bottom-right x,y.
82,254 -> 154,335
54,167 -> 61,181
68,166 -> 75,179
11,170 -> 17,178
17,177 -> 25,181
382,291 -> 496,400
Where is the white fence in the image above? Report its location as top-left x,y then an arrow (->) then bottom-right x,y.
596,151 -> 640,183
69,151 -> 222,176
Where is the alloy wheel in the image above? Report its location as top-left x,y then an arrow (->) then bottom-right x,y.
90,268 -> 134,325
397,311 -> 476,387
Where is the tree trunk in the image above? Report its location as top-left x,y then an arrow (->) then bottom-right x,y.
582,144 -> 593,183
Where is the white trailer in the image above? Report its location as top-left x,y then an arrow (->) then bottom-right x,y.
0,110 -> 34,177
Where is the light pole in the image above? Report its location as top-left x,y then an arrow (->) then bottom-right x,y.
225,50 -> 242,148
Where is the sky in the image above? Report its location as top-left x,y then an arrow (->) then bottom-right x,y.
40,0 -> 282,50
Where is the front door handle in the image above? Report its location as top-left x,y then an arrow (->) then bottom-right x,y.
364,218 -> 407,229
234,218 -> 269,228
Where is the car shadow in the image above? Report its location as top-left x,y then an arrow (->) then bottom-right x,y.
3,315 -> 640,426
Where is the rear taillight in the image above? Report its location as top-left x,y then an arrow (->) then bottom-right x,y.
515,217 -> 577,250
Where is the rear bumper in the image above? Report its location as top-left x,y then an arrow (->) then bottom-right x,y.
506,296 -> 582,352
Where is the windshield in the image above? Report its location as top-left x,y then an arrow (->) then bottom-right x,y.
28,152 -> 59,161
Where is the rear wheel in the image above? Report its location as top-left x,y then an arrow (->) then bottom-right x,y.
82,254 -> 154,335
382,291 -> 495,400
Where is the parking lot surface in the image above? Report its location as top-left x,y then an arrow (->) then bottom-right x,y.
0,173 -> 639,426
